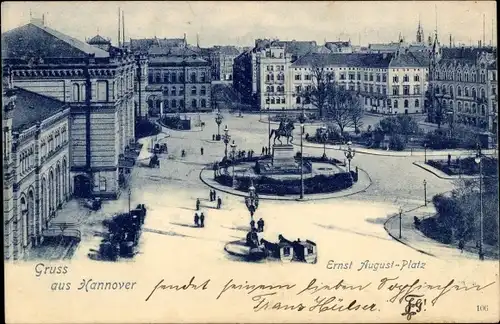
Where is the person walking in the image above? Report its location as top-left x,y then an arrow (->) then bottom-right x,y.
212,134 -> 215,141
257,218 -> 264,232
194,213 -> 199,227
196,198 -> 200,211
250,219 -> 256,230
200,212 -> 205,228
201,147 -> 204,155
262,146 -> 265,155
459,239 -> 464,253
217,196 -> 222,209
209,190 -> 213,202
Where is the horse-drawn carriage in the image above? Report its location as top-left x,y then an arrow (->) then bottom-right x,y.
244,231 -> 317,263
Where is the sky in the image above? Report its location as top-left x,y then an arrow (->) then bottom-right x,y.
1,1 -> 497,47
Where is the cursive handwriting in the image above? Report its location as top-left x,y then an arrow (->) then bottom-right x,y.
145,276 -> 210,301
401,294 -> 426,320
378,276 -> 496,306
216,279 -> 295,300
251,293 -> 377,313
296,278 -> 371,295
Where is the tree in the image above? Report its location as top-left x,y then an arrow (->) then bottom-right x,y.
350,95 -> 364,133
304,55 -> 335,118
324,83 -> 357,133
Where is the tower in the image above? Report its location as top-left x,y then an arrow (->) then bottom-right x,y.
416,17 -> 424,44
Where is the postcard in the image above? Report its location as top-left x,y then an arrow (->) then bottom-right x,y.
2,1 -> 499,323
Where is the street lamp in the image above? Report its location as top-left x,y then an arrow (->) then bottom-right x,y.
424,143 -> 428,163
423,179 -> 427,206
245,179 -> 259,221
230,140 -> 237,187
474,143 -> 485,261
215,112 -> 223,139
298,113 -> 306,199
399,207 -> 403,239
223,125 -> 230,159
344,141 -> 356,172
321,126 -> 327,158
267,107 -> 271,155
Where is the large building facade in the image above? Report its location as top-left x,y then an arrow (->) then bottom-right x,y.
2,21 -> 137,199
428,44 -> 497,136
145,47 -> 211,115
3,70 -> 72,261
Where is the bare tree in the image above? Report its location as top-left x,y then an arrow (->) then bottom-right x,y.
304,55 -> 334,118
324,83 -> 357,133
350,94 -> 364,133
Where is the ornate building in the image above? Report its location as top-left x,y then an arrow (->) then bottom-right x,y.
3,68 -> 71,260
2,20 -> 137,199
428,39 -> 497,140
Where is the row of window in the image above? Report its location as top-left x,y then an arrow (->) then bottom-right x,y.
162,85 -> 208,96
267,73 -> 285,81
393,74 -> 422,83
434,69 -> 487,83
392,85 -> 421,96
266,86 -> 285,93
434,84 -> 487,98
72,77 -> 133,102
40,127 -> 68,162
148,71 -> 207,84
386,99 -> 420,109
149,99 -> 208,109
442,100 -> 487,116
266,65 -> 285,71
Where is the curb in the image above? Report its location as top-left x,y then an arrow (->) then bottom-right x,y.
383,213 -> 436,258
157,120 -> 203,133
412,162 -> 478,180
198,167 -> 373,202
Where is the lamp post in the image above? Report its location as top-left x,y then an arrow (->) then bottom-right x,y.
223,125 -> 230,159
230,140 -> 237,187
475,143 -> 484,261
399,207 -> 403,239
245,180 -> 259,222
298,113 -> 306,199
447,110 -> 454,137
321,125 -> 327,158
344,141 -> 356,172
267,107 -> 271,155
215,112 -> 223,139
423,179 -> 427,206
424,143 -> 428,163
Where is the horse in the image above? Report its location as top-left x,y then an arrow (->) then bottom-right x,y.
269,120 -> 295,145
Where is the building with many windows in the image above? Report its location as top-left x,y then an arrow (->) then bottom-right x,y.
3,69 -> 71,261
208,46 -> 240,82
2,20 -> 137,199
428,44 -> 497,137
145,47 -> 211,115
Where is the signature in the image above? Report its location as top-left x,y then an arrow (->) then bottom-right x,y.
401,294 -> 426,320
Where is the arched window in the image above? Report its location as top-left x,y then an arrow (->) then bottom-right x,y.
62,159 -> 67,201
56,164 -> 61,206
449,85 -> 454,98
200,72 -> 206,82
191,86 -> 197,95
465,102 -> 470,113
266,75 -> 270,82
394,100 -> 398,108
481,72 -> 486,83
465,87 -> 469,97
464,71 -> 469,82
457,86 -> 462,96
171,86 -> 176,96
171,99 -> 177,108
404,100 -> 409,108
481,88 -> 486,98
481,105 -> 486,116
472,72 -> 476,83
458,102 -> 462,112
191,72 -> 196,83
201,86 -> 206,96
441,85 -> 446,94
72,83 -> 80,102
191,99 -> 197,108
472,103 -> 477,114
201,99 -> 206,108
20,195 -> 28,246
472,88 -> 476,98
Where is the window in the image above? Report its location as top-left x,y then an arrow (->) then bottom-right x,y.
171,73 -> 177,83
404,100 -> 409,108
191,86 -> 197,95
472,103 -> 477,114
179,87 -> 184,95
294,74 -> 301,80
481,105 -> 486,116
392,85 -> 399,95
369,85 -> 373,93
441,85 -> 446,94
340,73 -> 346,80
465,87 -> 469,97
349,73 -> 355,80
201,86 -> 206,96
96,81 -> 108,102
465,102 -> 469,113
281,98 -> 285,104
155,73 -> 161,83
415,99 -> 419,107
201,72 -> 206,82
472,88 -> 477,98
393,76 -> 399,83
72,83 -> 80,101
271,98 -> 275,104
296,97 -> 301,104
382,74 -> 387,82
481,88 -> 486,99
201,99 -> 206,108
458,102 -> 462,112
376,74 -> 381,82
357,72 -> 361,80
414,75 -> 420,82
190,73 -> 196,83
163,100 -> 169,109
369,73 -> 373,81
394,100 -> 398,108
481,72 -> 486,83
179,99 -> 184,108
305,74 -> 311,80
295,86 -> 302,93
425,73 -> 428,81
148,73 -> 154,83
163,73 -> 170,83
171,87 -> 176,96
382,86 -> 387,95
414,85 -> 421,95
403,74 -> 409,82
191,99 -> 197,108
364,73 -> 368,81
465,72 -> 469,82
457,86 -> 462,96
449,85 -> 453,98
403,85 -> 410,95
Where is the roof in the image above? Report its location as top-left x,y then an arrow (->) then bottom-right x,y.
2,22 -> 109,59
148,46 -> 199,57
213,46 -> 240,56
253,39 -> 317,58
87,35 -> 110,45
148,56 -> 209,66
291,53 -> 393,68
389,51 -> 430,68
325,41 -> 351,50
440,47 -> 497,63
12,87 -> 68,131
130,37 -> 186,52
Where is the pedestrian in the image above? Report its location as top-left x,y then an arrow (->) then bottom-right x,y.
200,212 -> 205,228
194,213 -> 199,227
262,146 -> 265,155
213,190 -> 217,202
257,218 -> 264,232
212,134 -> 215,141
250,219 -> 256,230
196,198 -> 200,211
217,196 -> 222,209
201,147 -> 204,155
265,147 -> 268,155
181,149 -> 186,157
459,239 -> 464,253
209,190 -> 213,202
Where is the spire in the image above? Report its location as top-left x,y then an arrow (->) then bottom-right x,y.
482,13 -> 485,47
183,33 -> 187,47
196,33 -> 200,48
118,7 -> 121,47
122,10 -> 125,48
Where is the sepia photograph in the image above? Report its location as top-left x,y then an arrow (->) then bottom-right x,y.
2,1 -> 499,323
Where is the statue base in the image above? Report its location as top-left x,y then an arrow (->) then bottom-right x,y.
272,144 -> 296,168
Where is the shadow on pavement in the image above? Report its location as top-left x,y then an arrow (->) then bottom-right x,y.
170,222 -> 200,229
221,225 -> 250,232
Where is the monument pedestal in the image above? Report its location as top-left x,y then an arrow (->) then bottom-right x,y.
272,144 -> 296,169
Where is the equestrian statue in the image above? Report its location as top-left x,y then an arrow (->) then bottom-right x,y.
269,119 -> 295,145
